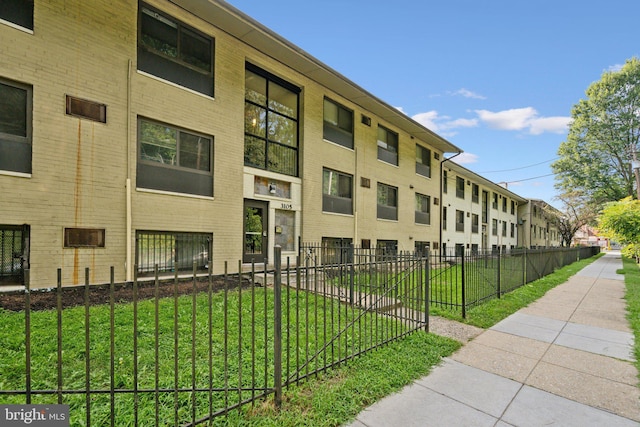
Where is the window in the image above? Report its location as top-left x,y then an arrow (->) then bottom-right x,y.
492,192 -> 498,209
377,125 -> 398,166
472,214 -> 479,234
321,237 -> 353,264
511,223 -> 515,238
64,228 -> 106,248
136,231 -> 211,275
376,240 -> 397,260
414,241 -> 429,255
1,0 -> 33,30
275,210 -> 295,251
482,191 -> 488,223
416,144 -> 431,178
137,118 -> 213,196
502,196 -> 507,212
456,176 -> 465,199
415,193 -> 430,225
377,183 -> 398,220
442,207 -> 447,230
138,3 -> 214,96
244,64 -> 300,176
323,168 -> 353,215
323,98 -> 353,149
443,170 -> 448,193
511,200 -> 516,215
0,78 -> 32,174
502,221 -> 507,237
472,184 -> 479,203
455,210 -> 464,232
492,219 -> 498,236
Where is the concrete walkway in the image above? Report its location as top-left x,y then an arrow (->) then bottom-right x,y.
346,251 -> 639,427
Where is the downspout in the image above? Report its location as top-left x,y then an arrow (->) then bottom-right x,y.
125,59 -> 133,282
353,147 -> 358,245
439,151 -> 462,254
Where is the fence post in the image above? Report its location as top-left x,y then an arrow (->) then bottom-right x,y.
522,247 -> 527,286
24,269 -> 31,404
496,247 -> 501,299
461,250 -> 466,319
273,246 -> 283,408
425,249 -> 430,332
348,243 -> 355,305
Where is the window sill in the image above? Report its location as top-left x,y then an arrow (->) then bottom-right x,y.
136,187 -> 215,201
0,170 -> 31,179
322,138 -> 355,151
137,70 -> 215,101
0,19 -> 33,34
322,211 -> 354,218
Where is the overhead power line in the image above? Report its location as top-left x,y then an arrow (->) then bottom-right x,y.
478,157 -> 559,174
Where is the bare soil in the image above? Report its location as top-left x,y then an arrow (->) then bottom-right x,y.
0,275 -> 252,312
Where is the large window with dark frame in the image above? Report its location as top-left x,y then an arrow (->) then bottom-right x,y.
415,193 -> 431,225
136,231 -> 211,275
377,125 -> 398,166
472,214 -> 479,233
0,78 -> 32,174
455,210 -> 465,232
137,118 -> 213,196
138,3 -> 214,96
322,168 -> 353,215
244,64 -> 300,177
0,0 -> 33,30
377,182 -> 398,220
456,176 -> 465,199
415,144 -> 431,178
323,98 -> 353,149
472,183 -> 479,203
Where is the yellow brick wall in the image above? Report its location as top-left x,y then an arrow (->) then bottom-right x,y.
0,0 -> 445,287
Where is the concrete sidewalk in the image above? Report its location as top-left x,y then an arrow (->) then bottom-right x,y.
346,251 -> 639,427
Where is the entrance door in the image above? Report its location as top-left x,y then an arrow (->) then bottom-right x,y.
243,200 -> 268,263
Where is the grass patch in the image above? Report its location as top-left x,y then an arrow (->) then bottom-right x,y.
222,332 -> 460,426
431,253 -> 605,328
619,257 -> 640,371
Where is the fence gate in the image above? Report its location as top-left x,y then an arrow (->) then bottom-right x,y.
0,224 -> 29,286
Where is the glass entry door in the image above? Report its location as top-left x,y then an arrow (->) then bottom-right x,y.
243,200 -> 268,263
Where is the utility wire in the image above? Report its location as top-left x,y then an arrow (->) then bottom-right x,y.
477,157 -> 559,174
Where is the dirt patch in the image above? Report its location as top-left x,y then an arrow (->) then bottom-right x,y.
0,275 -> 253,312
429,316 -> 483,343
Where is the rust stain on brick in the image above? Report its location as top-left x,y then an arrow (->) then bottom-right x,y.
73,121 -> 82,284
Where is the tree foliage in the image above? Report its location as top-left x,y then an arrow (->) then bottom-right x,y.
598,197 -> 640,259
549,192 -> 598,247
552,57 -> 640,205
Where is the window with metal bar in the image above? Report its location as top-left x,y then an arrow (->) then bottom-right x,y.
136,231 -> 211,275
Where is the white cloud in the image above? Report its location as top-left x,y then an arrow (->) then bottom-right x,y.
450,88 -> 486,100
395,106 -> 408,115
411,111 -> 478,133
608,63 -> 623,72
455,152 -> 478,164
529,116 -> 572,135
474,107 -> 570,135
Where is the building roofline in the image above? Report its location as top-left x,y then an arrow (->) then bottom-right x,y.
171,0 -> 463,154
444,161 -> 528,203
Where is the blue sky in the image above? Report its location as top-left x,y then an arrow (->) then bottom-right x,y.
226,0 -> 640,208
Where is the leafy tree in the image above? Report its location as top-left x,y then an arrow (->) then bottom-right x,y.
550,192 -> 598,247
552,57 -> 640,205
598,197 -> 640,260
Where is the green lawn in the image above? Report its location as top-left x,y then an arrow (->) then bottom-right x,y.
619,257 -> 640,372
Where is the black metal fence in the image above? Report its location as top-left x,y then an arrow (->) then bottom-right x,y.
428,246 -> 601,317
0,247 -> 428,425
